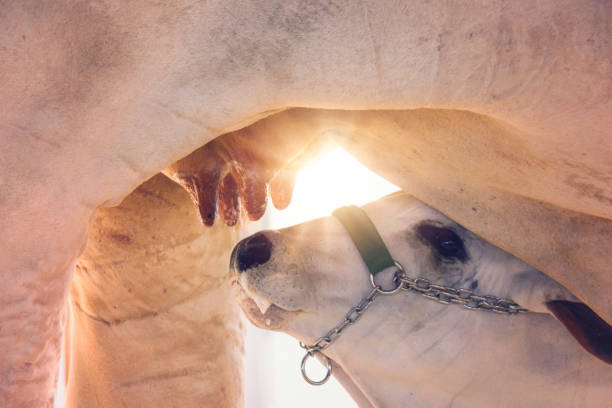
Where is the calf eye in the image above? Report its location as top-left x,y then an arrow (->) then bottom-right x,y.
439,239 -> 459,255
416,223 -> 469,262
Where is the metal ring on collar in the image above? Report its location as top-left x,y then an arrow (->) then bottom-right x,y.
370,261 -> 404,295
300,350 -> 332,386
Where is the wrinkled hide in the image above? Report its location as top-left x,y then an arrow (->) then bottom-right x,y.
68,174 -> 244,407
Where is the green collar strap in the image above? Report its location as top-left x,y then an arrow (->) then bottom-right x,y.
332,205 -> 395,276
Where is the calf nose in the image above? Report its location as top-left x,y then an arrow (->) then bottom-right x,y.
235,233 -> 273,272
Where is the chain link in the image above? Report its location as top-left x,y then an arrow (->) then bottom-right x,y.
300,285 -> 380,354
299,264 -> 528,385
399,275 -> 529,315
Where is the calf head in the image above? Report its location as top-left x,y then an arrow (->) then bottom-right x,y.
230,193 -> 612,407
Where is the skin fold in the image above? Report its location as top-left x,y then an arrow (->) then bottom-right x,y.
0,1 -> 609,405
67,174 -> 244,408
231,193 -> 612,407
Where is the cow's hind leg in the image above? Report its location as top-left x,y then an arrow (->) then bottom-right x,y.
66,174 -> 244,407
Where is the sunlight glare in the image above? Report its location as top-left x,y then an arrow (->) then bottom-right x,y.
264,147 -> 400,230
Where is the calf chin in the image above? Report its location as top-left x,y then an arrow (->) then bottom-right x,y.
240,297 -> 293,330
231,282 -> 295,331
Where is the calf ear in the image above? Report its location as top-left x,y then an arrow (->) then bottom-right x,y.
546,300 -> 612,365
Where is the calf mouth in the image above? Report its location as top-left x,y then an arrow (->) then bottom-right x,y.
229,245 -> 296,331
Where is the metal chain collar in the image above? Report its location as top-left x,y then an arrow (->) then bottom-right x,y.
299,262 -> 528,385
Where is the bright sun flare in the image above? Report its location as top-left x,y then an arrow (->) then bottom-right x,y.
245,147 -> 400,408
257,147 -> 400,231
